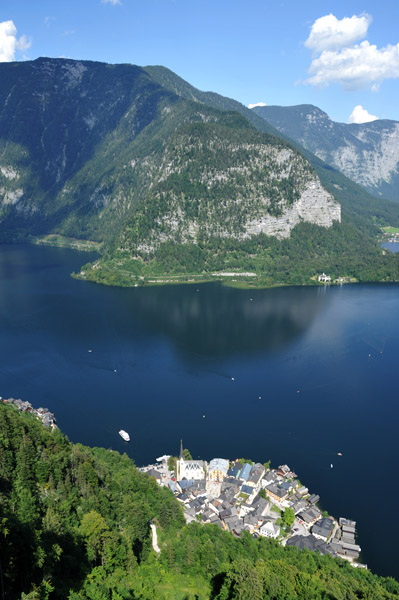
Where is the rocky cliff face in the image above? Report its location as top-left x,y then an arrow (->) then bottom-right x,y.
245,179 -> 340,239
252,104 -> 399,202
116,120 -> 340,255
0,58 -> 340,252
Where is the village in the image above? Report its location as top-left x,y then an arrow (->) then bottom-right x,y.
140,442 -> 365,568
1,396 -> 364,568
1,396 -> 57,429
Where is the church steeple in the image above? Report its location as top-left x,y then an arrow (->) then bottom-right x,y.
180,439 -> 184,460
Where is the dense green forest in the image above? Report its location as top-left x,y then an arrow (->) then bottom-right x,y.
1,402 -> 399,599
79,220 -> 399,288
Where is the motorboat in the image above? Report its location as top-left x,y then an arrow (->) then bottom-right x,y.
119,430 -> 130,442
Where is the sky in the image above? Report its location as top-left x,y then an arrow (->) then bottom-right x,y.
1,0 -> 398,124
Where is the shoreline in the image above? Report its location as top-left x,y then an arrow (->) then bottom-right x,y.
139,451 -> 365,568
1,236 -> 397,291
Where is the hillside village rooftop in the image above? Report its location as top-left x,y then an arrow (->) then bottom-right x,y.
140,443 -> 364,567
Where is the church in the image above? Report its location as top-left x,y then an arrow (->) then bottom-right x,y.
176,440 -> 206,480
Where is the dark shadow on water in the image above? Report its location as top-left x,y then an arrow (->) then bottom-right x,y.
119,283 -> 330,358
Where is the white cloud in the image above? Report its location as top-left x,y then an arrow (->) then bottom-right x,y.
348,105 -> 379,123
305,13 -> 371,54
304,14 -> 399,91
0,20 -> 31,62
101,0 -> 122,5
306,40 -> 399,90
248,102 -> 267,109
16,34 -> 31,52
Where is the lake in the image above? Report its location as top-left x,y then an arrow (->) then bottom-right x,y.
1,243 -> 398,578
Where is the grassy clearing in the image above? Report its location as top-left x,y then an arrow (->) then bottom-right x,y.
31,234 -> 102,252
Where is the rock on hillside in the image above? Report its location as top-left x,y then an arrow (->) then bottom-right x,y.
252,104 -> 399,202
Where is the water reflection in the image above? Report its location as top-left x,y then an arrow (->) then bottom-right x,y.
121,283 -> 330,357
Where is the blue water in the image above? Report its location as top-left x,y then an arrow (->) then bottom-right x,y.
381,241 -> 399,253
1,243 -> 399,578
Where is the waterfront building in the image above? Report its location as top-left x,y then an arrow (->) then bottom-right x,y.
208,458 -> 229,482
177,440 -> 206,480
239,462 -> 252,482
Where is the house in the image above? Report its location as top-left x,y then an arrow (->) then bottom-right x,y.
208,458 -> 229,482
290,499 -> 307,515
342,524 -> 356,535
307,494 -> 320,505
318,273 -> 331,283
286,534 -> 336,556
246,463 -> 265,488
227,462 -> 243,478
330,540 -> 361,560
265,483 -> 288,503
241,484 -> 255,497
220,508 -> 232,520
339,517 -> 356,528
176,493 -> 190,503
239,462 -> 252,482
298,506 -> 321,525
312,517 -> 334,541
281,481 -> 292,492
243,514 -> 259,532
251,496 -> 270,518
168,480 -> 181,494
277,465 -> 291,477
147,469 -> 162,483
277,465 -> 297,479
259,521 -> 280,539
261,470 -> 277,488
225,516 -> 245,535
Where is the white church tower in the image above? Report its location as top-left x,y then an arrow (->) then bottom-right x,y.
176,440 -> 206,480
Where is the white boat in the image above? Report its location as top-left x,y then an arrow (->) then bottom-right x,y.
119,430 -> 130,442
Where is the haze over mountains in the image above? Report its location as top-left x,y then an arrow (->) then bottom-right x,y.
252,104 -> 399,203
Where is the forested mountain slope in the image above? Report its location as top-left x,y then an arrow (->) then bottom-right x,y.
1,402 -> 399,599
0,58 -> 398,286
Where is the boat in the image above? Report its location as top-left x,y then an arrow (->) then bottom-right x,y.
119,430 -> 130,442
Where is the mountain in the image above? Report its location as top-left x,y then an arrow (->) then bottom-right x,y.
0,58 -> 338,244
251,104 -> 399,202
0,58 -> 397,287
2,401 -> 399,599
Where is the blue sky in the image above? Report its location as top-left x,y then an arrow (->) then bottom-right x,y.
1,0 -> 398,123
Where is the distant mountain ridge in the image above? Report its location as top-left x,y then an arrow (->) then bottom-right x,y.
252,104 -> 399,202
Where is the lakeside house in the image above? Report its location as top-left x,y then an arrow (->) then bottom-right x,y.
208,458 -> 229,482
